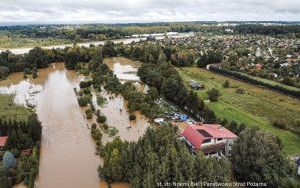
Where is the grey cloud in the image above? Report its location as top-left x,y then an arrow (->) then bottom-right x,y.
0,0 -> 299,23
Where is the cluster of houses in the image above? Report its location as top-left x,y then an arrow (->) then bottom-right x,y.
156,32 -> 300,86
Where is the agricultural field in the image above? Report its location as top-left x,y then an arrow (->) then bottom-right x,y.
178,67 -> 300,156
0,94 -> 32,121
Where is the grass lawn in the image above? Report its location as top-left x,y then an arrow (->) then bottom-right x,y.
178,67 -> 300,156
0,94 -> 32,122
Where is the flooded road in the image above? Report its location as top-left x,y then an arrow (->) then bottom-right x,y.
35,65 -> 100,188
0,63 -> 100,188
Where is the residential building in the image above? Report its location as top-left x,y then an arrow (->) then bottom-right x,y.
0,136 -> 8,150
182,124 -> 237,157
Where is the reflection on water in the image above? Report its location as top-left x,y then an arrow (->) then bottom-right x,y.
0,58 -> 149,188
0,80 -> 43,107
101,57 -> 150,142
92,92 -> 150,144
35,67 -> 100,188
104,57 -> 141,82
0,63 -> 100,188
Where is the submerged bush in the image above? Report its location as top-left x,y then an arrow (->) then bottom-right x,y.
129,114 -> 136,121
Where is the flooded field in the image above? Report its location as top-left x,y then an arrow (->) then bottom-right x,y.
104,57 -> 148,93
104,57 -> 141,82
91,92 -> 150,144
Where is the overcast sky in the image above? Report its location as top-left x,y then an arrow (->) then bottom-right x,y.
0,0 -> 300,24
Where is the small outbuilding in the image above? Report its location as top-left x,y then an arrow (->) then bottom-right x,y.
0,136 -> 8,149
154,118 -> 164,124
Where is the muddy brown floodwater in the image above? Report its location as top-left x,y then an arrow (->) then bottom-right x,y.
100,57 -> 150,143
0,58 -> 148,188
0,63 -> 100,188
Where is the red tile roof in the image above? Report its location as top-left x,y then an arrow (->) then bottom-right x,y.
0,136 -> 8,147
255,64 -> 263,68
182,125 -> 204,149
195,124 -> 237,139
181,124 -> 237,150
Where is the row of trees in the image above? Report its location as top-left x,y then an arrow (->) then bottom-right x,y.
209,66 -> 300,100
0,47 -> 62,78
0,114 -> 42,150
99,126 -> 232,187
138,62 -> 216,122
99,125 -> 295,188
235,24 -> 300,38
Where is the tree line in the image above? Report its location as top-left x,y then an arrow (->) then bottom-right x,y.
99,126 -> 232,187
235,24 -> 300,38
209,66 -> 300,100
99,125 -> 295,188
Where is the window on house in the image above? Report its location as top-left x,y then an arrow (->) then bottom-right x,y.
202,139 -> 211,144
217,138 -> 223,141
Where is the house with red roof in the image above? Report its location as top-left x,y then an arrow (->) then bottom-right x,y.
255,63 -> 263,69
181,124 -> 237,157
0,136 -> 8,150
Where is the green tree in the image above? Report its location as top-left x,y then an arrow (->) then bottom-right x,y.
223,80 -> 230,88
3,151 -> 16,169
207,88 -> 220,102
0,166 -> 12,188
64,47 -> 80,70
232,128 -> 293,187
25,47 -> 50,69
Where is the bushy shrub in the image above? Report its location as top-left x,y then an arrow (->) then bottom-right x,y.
129,114 -> 136,121
78,96 -> 90,107
97,95 -> 106,106
79,80 -> 92,88
91,123 -> 97,130
223,80 -> 230,88
97,115 -> 107,123
85,109 -> 93,119
207,88 -> 220,102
